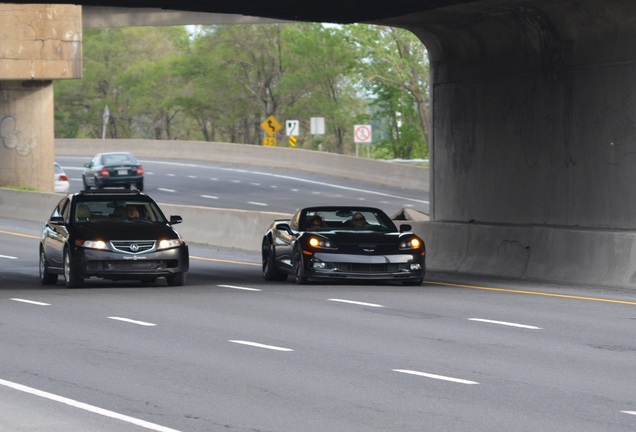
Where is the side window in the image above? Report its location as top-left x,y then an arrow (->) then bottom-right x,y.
51,197 -> 69,220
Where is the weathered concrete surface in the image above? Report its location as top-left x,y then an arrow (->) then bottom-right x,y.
0,81 -> 55,192
0,4 -> 81,192
0,4 -> 82,80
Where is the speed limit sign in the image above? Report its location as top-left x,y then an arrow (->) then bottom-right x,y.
354,125 -> 372,143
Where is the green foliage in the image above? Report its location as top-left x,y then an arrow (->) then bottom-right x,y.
54,23 -> 430,158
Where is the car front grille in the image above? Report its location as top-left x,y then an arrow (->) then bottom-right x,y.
335,263 -> 404,273
110,240 -> 156,254
86,260 -> 179,271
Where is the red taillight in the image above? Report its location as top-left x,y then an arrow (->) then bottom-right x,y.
59,175 -> 68,181
137,166 -> 144,176
99,167 -> 110,177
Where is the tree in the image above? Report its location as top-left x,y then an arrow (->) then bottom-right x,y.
346,25 -> 430,158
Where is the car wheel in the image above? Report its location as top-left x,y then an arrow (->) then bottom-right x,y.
82,177 -> 91,190
136,181 -> 144,192
39,248 -> 58,285
63,249 -> 83,288
262,239 -> 287,281
167,272 -> 186,286
293,246 -> 308,285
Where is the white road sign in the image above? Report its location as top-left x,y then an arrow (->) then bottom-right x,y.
354,124 -> 372,143
286,120 -> 299,136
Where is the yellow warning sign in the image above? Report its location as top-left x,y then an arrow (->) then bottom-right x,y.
260,115 -> 282,137
263,137 -> 277,147
289,136 -> 297,147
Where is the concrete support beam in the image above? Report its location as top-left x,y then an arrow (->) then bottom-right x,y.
0,4 -> 81,192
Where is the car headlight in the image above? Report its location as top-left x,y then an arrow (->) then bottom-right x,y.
399,237 -> 422,250
307,236 -> 336,250
76,240 -> 107,250
158,238 -> 182,250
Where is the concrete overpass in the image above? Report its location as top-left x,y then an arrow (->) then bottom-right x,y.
1,1 -> 636,288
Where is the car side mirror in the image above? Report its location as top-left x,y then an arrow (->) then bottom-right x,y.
399,223 -> 412,233
169,215 -> 183,225
49,216 -> 64,225
275,222 -> 294,235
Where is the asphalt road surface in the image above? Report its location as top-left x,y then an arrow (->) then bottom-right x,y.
1,217 -> 635,432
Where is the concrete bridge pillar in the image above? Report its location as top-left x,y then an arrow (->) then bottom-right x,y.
0,4 -> 81,192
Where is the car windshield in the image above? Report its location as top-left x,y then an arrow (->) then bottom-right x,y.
73,199 -> 166,223
300,208 -> 397,232
102,153 -> 137,165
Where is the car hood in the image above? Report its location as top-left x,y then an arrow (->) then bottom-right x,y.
72,222 -> 179,240
312,231 -> 403,245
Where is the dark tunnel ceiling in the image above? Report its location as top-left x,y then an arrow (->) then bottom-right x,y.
25,0 -> 476,24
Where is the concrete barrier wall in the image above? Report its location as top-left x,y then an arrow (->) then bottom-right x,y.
56,139 -> 429,191
419,221 -> 636,289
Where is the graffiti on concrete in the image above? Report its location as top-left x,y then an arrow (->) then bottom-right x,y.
1,115 -> 37,156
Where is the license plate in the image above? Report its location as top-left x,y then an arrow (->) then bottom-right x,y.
118,169 -> 128,175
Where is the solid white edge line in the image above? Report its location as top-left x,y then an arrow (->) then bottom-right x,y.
218,284 -> 261,292
108,317 -> 156,327
329,299 -> 384,308
469,318 -> 541,330
622,411 -> 636,416
0,254 -> 17,259
393,369 -> 479,385
11,298 -> 50,306
0,378 -> 183,432
229,340 -> 294,352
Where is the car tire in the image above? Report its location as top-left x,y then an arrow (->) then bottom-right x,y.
63,249 -> 83,288
39,248 -> 58,285
262,239 -> 287,281
293,246 -> 308,285
136,181 -> 144,192
167,272 -> 186,286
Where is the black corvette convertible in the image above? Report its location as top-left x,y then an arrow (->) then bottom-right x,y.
261,206 -> 425,285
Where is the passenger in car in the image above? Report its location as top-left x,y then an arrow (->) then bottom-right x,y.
350,212 -> 368,229
126,205 -> 141,219
307,215 -> 326,230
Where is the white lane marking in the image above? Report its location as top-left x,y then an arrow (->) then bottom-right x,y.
622,411 -> 636,416
250,183 -> 261,186
218,284 -> 261,292
11,298 -> 50,306
329,299 -> 384,308
231,180 -> 241,183
0,254 -> 17,260
108,317 -> 157,327
188,175 -> 197,179
248,202 -> 268,207
142,160 -> 429,204
229,340 -> 293,352
0,378 -> 183,432
291,188 -> 299,192
201,195 -> 218,200
393,369 -> 479,385
210,177 -> 218,181
469,318 -> 541,330
166,173 -> 175,177
157,188 -> 176,193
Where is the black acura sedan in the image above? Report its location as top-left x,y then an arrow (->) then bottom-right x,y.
262,206 -> 425,285
39,190 -> 189,287
82,151 -> 144,191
